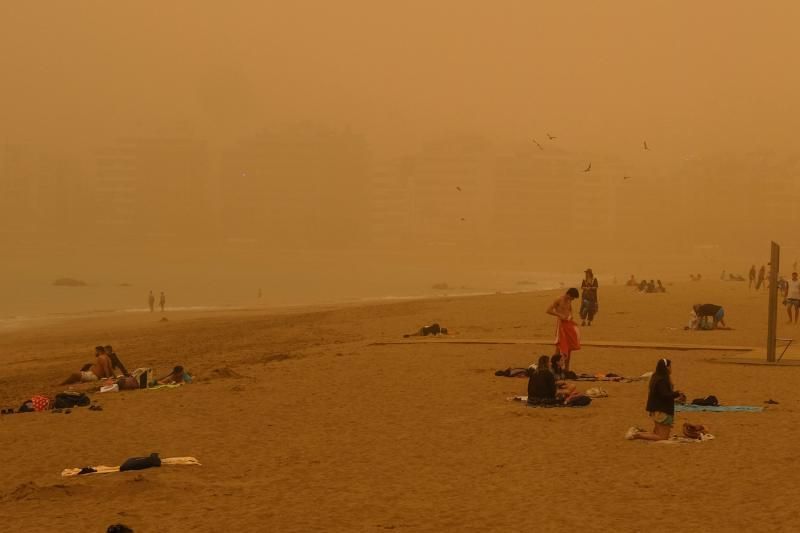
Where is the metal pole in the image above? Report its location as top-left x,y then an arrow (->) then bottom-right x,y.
767,241 -> 780,363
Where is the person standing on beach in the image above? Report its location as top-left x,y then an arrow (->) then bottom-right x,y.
546,288 -> 581,372
785,272 -> 800,324
749,265 -> 756,289
579,268 -> 599,326
148,291 -> 155,312
627,358 -> 685,441
160,291 -> 166,312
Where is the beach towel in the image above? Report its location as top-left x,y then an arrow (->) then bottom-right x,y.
145,383 -> 183,391
61,456 -> 200,477
510,396 -> 590,408
675,404 -> 763,413
555,319 -> 581,356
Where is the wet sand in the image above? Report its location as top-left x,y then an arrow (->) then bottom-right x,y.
1,281 -> 799,532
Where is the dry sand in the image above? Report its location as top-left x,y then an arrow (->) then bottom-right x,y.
1,281 -> 799,532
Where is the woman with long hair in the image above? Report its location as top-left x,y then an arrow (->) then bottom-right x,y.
527,355 -> 557,404
627,358 -> 684,440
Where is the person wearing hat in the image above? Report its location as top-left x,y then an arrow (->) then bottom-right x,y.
580,268 -> 599,326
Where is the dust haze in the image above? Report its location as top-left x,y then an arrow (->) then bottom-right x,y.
2,1 -> 799,314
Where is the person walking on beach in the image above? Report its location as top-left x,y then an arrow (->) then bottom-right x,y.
749,265 -> 756,289
546,288 -> 581,372
148,291 -> 155,312
579,268 -> 599,326
756,265 -> 766,290
627,358 -> 685,441
159,291 -> 166,312
785,272 -> 800,325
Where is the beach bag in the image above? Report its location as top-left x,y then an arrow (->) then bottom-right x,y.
683,423 -> 706,440
691,395 -> 719,406
120,452 -> 161,472
566,395 -> 592,407
53,392 -> 90,409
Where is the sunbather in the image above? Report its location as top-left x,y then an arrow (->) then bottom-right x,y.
62,347 -> 115,384
156,365 -> 186,384
627,358 -> 686,441
550,354 -> 578,399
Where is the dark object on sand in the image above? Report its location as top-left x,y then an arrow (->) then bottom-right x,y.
160,317 -> 169,322
765,399 -> 779,404
404,323 -> 447,338
691,395 -> 719,406
53,278 -> 87,287
53,392 -> 91,409
120,452 -> 161,472
108,524 -> 134,533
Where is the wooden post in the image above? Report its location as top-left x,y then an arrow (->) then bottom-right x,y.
767,241 -> 780,363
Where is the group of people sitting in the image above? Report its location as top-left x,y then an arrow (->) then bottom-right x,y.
637,279 -> 666,293
526,354 -> 590,406
61,345 -> 190,391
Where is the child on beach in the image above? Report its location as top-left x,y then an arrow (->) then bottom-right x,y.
627,358 -> 685,441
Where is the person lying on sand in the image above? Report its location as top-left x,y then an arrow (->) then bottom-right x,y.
61,347 -> 115,384
627,358 -> 686,441
403,323 -> 448,338
156,365 -> 186,385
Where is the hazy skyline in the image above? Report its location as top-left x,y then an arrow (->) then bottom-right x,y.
2,1 -> 800,316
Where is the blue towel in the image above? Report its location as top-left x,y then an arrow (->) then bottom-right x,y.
675,404 -> 763,413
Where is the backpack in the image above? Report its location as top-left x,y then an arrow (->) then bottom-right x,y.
566,395 -> 592,407
691,395 -> 719,406
120,453 -> 161,472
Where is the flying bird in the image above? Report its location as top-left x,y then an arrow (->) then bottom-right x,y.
623,176 -> 633,180
583,163 -> 592,172
456,186 -> 461,192
546,133 -> 557,140
460,217 -> 466,221
532,139 -> 544,150
643,141 -> 649,150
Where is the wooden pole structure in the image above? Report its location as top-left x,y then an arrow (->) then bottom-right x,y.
767,241 -> 780,363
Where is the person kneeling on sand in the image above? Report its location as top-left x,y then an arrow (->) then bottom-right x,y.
61,347 -> 115,385
627,358 -> 686,441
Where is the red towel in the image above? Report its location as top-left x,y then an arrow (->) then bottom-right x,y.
555,319 -> 581,357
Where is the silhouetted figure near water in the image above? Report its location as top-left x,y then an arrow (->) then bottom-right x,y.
148,291 -> 155,312
160,291 -> 166,312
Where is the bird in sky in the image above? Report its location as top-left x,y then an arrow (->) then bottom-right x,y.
623,176 -> 633,180
643,141 -> 649,150
532,139 -> 544,150
460,217 -> 466,221
456,186 -> 461,192
546,133 -> 557,140
583,163 -> 592,172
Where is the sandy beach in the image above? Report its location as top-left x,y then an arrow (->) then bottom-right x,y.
1,280 -> 799,532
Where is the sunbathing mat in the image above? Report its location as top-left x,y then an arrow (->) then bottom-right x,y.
675,404 -> 764,413
657,434 -> 716,444
62,457 -> 201,477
